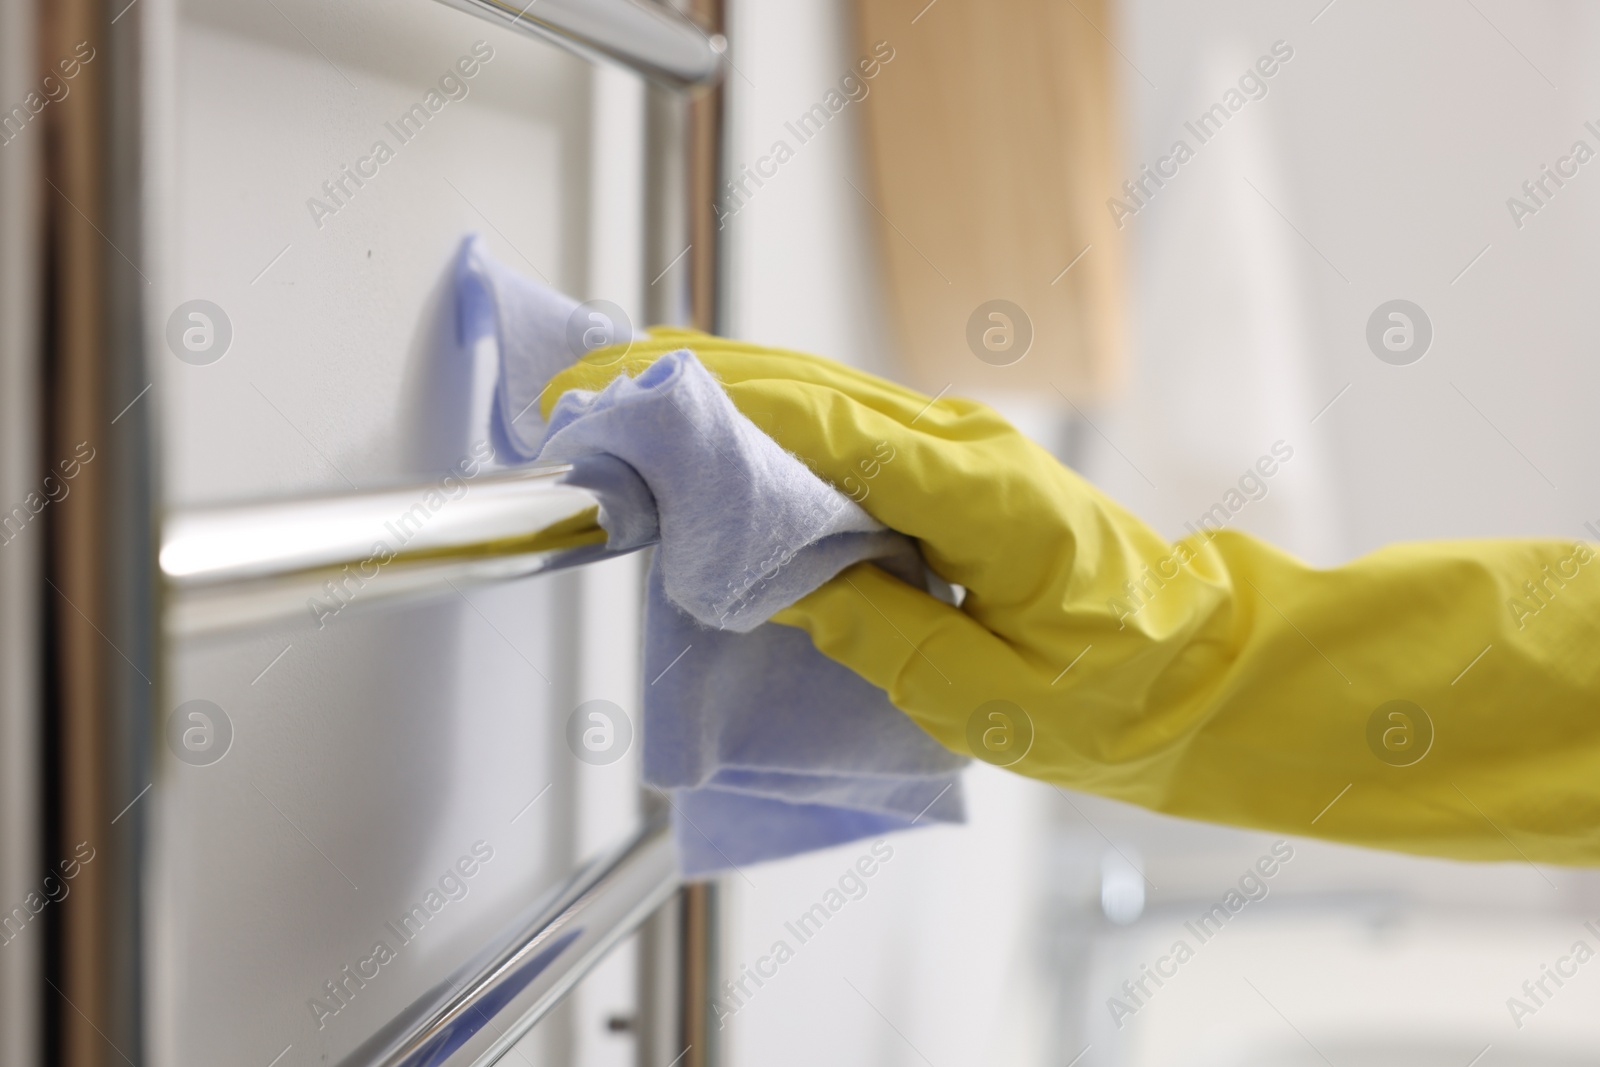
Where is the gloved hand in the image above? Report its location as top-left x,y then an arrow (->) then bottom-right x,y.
548,330 -> 1600,867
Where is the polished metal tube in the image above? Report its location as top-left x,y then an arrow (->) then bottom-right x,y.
430,0 -> 724,88
634,0 -> 728,1061
337,819 -> 680,1067
161,465 -> 635,639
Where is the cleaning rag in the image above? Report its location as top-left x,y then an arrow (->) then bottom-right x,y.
454,236 -> 966,873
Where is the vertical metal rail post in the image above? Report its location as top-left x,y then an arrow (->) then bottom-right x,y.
680,2 -> 727,1064
638,2 -> 726,1064
41,0 -> 156,1064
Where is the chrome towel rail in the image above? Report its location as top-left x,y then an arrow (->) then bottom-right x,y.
52,0 -> 728,1062
337,818 -> 680,1067
161,466 -> 632,639
430,0 -> 724,87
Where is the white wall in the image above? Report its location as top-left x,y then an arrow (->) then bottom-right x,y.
721,0 -> 900,379
718,3 -> 1058,1065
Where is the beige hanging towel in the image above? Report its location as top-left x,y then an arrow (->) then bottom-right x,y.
852,0 -> 1125,402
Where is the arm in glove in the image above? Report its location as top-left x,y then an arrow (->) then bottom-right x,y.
550,331 -> 1600,867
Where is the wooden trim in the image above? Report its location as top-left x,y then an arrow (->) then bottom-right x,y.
853,0 -> 1126,401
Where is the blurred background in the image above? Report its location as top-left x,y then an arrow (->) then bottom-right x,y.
4,0 -> 1600,1065
723,3 -> 1600,1065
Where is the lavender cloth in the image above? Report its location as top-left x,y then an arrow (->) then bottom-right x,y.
454,236 -> 966,874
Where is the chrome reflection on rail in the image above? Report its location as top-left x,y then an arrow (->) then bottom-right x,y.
430,0 -> 725,88
336,819 -> 679,1067
161,465 -> 630,639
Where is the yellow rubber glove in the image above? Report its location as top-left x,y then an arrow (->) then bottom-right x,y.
550,331 -> 1600,866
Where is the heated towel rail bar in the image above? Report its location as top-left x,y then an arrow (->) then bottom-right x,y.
161,466 -> 621,640
430,0 -> 724,87
334,817 -> 680,1067
161,469 -> 678,1067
